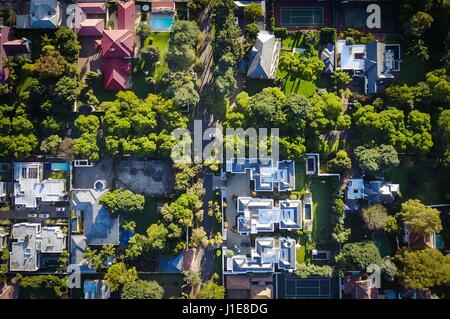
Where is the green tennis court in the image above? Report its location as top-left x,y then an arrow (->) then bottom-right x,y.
281,7 -> 324,27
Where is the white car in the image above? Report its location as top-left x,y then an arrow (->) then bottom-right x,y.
27,213 -> 38,218
233,245 -> 241,254
39,213 -> 50,218
56,207 -> 65,212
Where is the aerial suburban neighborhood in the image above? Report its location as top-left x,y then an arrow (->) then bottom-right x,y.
0,0 -> 449,305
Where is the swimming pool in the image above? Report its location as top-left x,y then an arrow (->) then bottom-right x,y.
51,162 -> 70,171
305,204 -> 312,220
151,15 -> 174,31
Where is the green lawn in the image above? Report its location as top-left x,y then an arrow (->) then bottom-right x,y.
132,196 -> 158,234
310,178 -> 333,246
277,69 -> 317,97
296,243 -> 306,264
281,33 -> 305,51
151,32 -> 170,83
19,76 -> 33,97
295,160 -> 333,247
396,54 -> 429,85
384,163 -> 445,205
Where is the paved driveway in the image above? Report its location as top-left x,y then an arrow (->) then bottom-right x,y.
225,173 -> 251,254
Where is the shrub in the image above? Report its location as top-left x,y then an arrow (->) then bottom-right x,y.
273,27 -> 288,39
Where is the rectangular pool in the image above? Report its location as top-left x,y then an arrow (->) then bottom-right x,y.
305,204 -> 312,220
151,15 -> 175,31
51,162 -> 70,172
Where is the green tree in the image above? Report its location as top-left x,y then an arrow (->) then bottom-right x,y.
73,133 -> 99,162
329,150 -> 352,172
245,23 -> 259,40
335,241 -> 383,274
40,135 -> 62,155
400,199 -> 442,237
54,27 -> 81,63
362,204 -> 388,231
74,115 -> 99,135
197,280 -> 225,299
146,223 -> 169,250
34,48 -> 67,78
353,144 -> 399,175
104,262 -> 138,292
406,11 -> 434,37
121,280 -> 164,299
140,45 -> 160,67
190,227 -> 209,248
331,70 -> 352,89
243,3 -> 263,22
384,216 -> 399,234
99,189 -> 145,216
394,248 -> 450,291
295,263 -> 333,278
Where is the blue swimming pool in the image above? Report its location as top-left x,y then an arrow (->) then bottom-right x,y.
151,15 -> 174,31
51,162 -> 70,171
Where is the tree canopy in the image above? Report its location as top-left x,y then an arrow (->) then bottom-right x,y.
121,280 -> 164,299
99,189 -> 145,216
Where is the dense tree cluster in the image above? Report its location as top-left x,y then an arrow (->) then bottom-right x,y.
211,0 -> 242,99
224,88 -> 348,159
353,105 -> 433,153
102,91 -> 188,158
99,189 -> 145,216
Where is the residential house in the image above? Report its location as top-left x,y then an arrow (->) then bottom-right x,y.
226,274 -> 273,299
345,178 -> 400,211
9,222 -> 66,272
335,39 -> 401,94
343,272 -> 379,299
247,31 -> 281,80
29,0 -> 62,28
226,237 -> 297,273
320,43 -> 335,74
0,26 -> 31,82
0,227 -> 8,251
226,158 -> 295,192
13,162 -> 68,209
403,224 -> 444,250
70,188 -> 120,272
236,197 -> 302,234
97,1 -> 136,90
71,2 -> 107,37
0,181 -> 7,204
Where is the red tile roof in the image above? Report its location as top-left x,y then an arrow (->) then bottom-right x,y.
76,18 -> 104,37
101,29 -> 134,58
78,2 -> 107,15
118,1 -> 136,31
151,1 -> 175,10
103,58 -> 131,90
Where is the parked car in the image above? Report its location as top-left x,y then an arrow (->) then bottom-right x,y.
27,213 -> 37,218
233,245 -> 241,254
39,213 -> 50,218
56,207 -> 65,212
